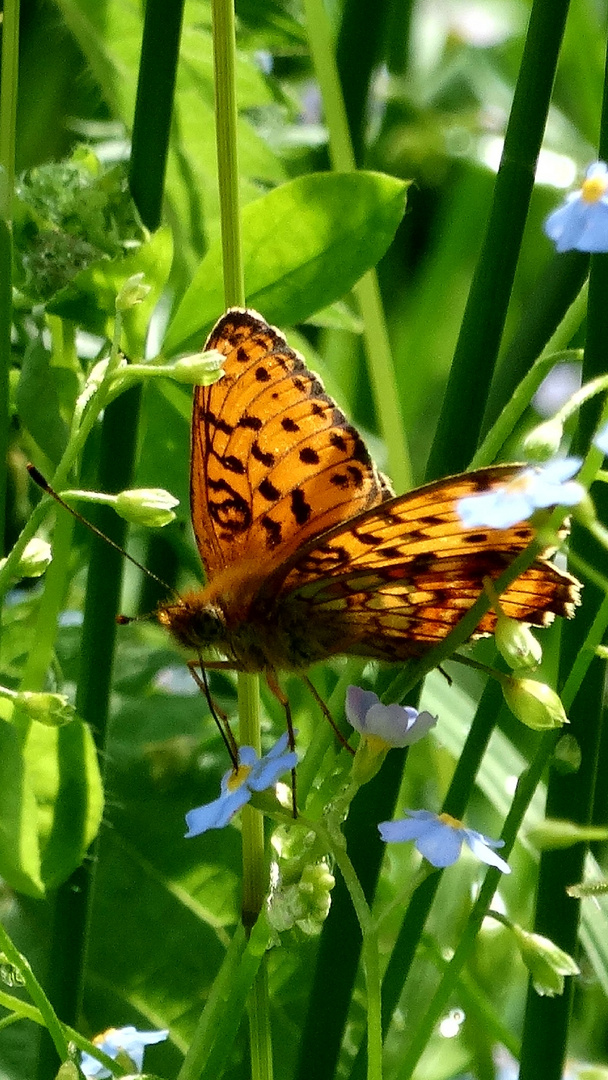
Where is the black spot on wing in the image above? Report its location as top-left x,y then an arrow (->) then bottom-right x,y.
259,478 -> 280,502
239,415 -> 263,431
330,432 -> 347,453
262,515 -> 282,548
222,454 -> 245,475
291,488 -> 312,525
252,443 -> 275,467
300,447 -> 320,465
207,478 -> 251,533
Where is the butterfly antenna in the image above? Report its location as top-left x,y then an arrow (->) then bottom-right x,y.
187,658 -> 239,769
301,675 -> 354,754
27,464 -> 183,605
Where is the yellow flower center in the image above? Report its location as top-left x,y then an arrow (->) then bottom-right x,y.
227,763 -> 252,791
581,175 -> 608,203
438,812 -> 464,829
93,1028 -> 117,1046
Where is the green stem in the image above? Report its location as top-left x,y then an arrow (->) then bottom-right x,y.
19,511 -> 74,693
129,0 -> 186,231
426,0 -> 572,480
0,0 -> 20,561
362,931 -> 383,1080
211,2 -> 270,1076
395,734 -> 556,1079
211,0 -> 245,309
302,0 -> 411,492
0,920 -> 69,1061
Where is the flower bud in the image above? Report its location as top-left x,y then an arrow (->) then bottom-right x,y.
0,538 -> 52,579
267,859 -> 335,936
114,488 -> 179,527
553,733 -> 581,774
494,616 -> 542,670
172,350 -> 225,386
502,677 -> 568,730
528,817 -> 608,850
522,418 -> 564,460
55,1063 -> 81,1080
512,924 -> 579,996
13,691 -> 76,726
115,272 -> 151,311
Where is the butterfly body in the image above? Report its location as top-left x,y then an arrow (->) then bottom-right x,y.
158,309 -> 580,676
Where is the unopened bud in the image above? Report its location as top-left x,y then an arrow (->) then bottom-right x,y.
502,677 -> 568,730
528,817 -> 608,850
0,538 -> 52,579
114,488 -> 179,527
115,272 -> 151,311
523,418 -> 564,460
172,350 -> 225,386
13,691 -> 76,727
495,616 -> 542,671
512,924 -> 579,997
553,733 -> 581,774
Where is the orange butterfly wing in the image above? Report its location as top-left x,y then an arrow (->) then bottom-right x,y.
190,309 -> 391,579
256,470 -> 579,661
170,308 -> 580,672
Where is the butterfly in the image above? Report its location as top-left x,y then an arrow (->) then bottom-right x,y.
157,309 -> 580,684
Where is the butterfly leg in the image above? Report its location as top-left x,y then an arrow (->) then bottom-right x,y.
265,668 -> 298,818
187,657 -> 240,769
301,675 -> 354,755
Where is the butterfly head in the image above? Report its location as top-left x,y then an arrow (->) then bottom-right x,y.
157,591 -> 228,652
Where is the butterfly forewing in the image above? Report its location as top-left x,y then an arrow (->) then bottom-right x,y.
191,309 -> 390,578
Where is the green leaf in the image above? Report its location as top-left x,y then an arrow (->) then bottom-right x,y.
16,341 -> 69,465
0,717 -> 45,897
47,226 -> 173,355
162,171 -> 409,356
24,716 -> 104,891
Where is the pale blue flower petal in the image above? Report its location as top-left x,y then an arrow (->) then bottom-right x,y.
464,830 -> 511,874
345,685 -> 382,730
594,422 -> 608,455
544,163 -> 608,253
537,457 -> 582,484
185,785 -> 250,837
346,686 -> 436,747
379,810 -> 510,872
185,734 -> 298,835
457,458 -> 583,530
458,490 -> 531,529
79,1051 -> 109,1079
248,747 -> 298,791
80,1026 -> 168,1079
415,824 -> 463,867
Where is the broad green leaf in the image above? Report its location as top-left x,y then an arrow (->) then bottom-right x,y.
16,342 -> 69,466
24,716 -> 104,890
0,717 -> 44,897
55,0 -> 284,279
163,171 -> 409,355
47,226 -> 173,355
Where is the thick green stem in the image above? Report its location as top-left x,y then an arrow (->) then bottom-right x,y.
303,0 -> 411,492
426,0 -> 572,480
